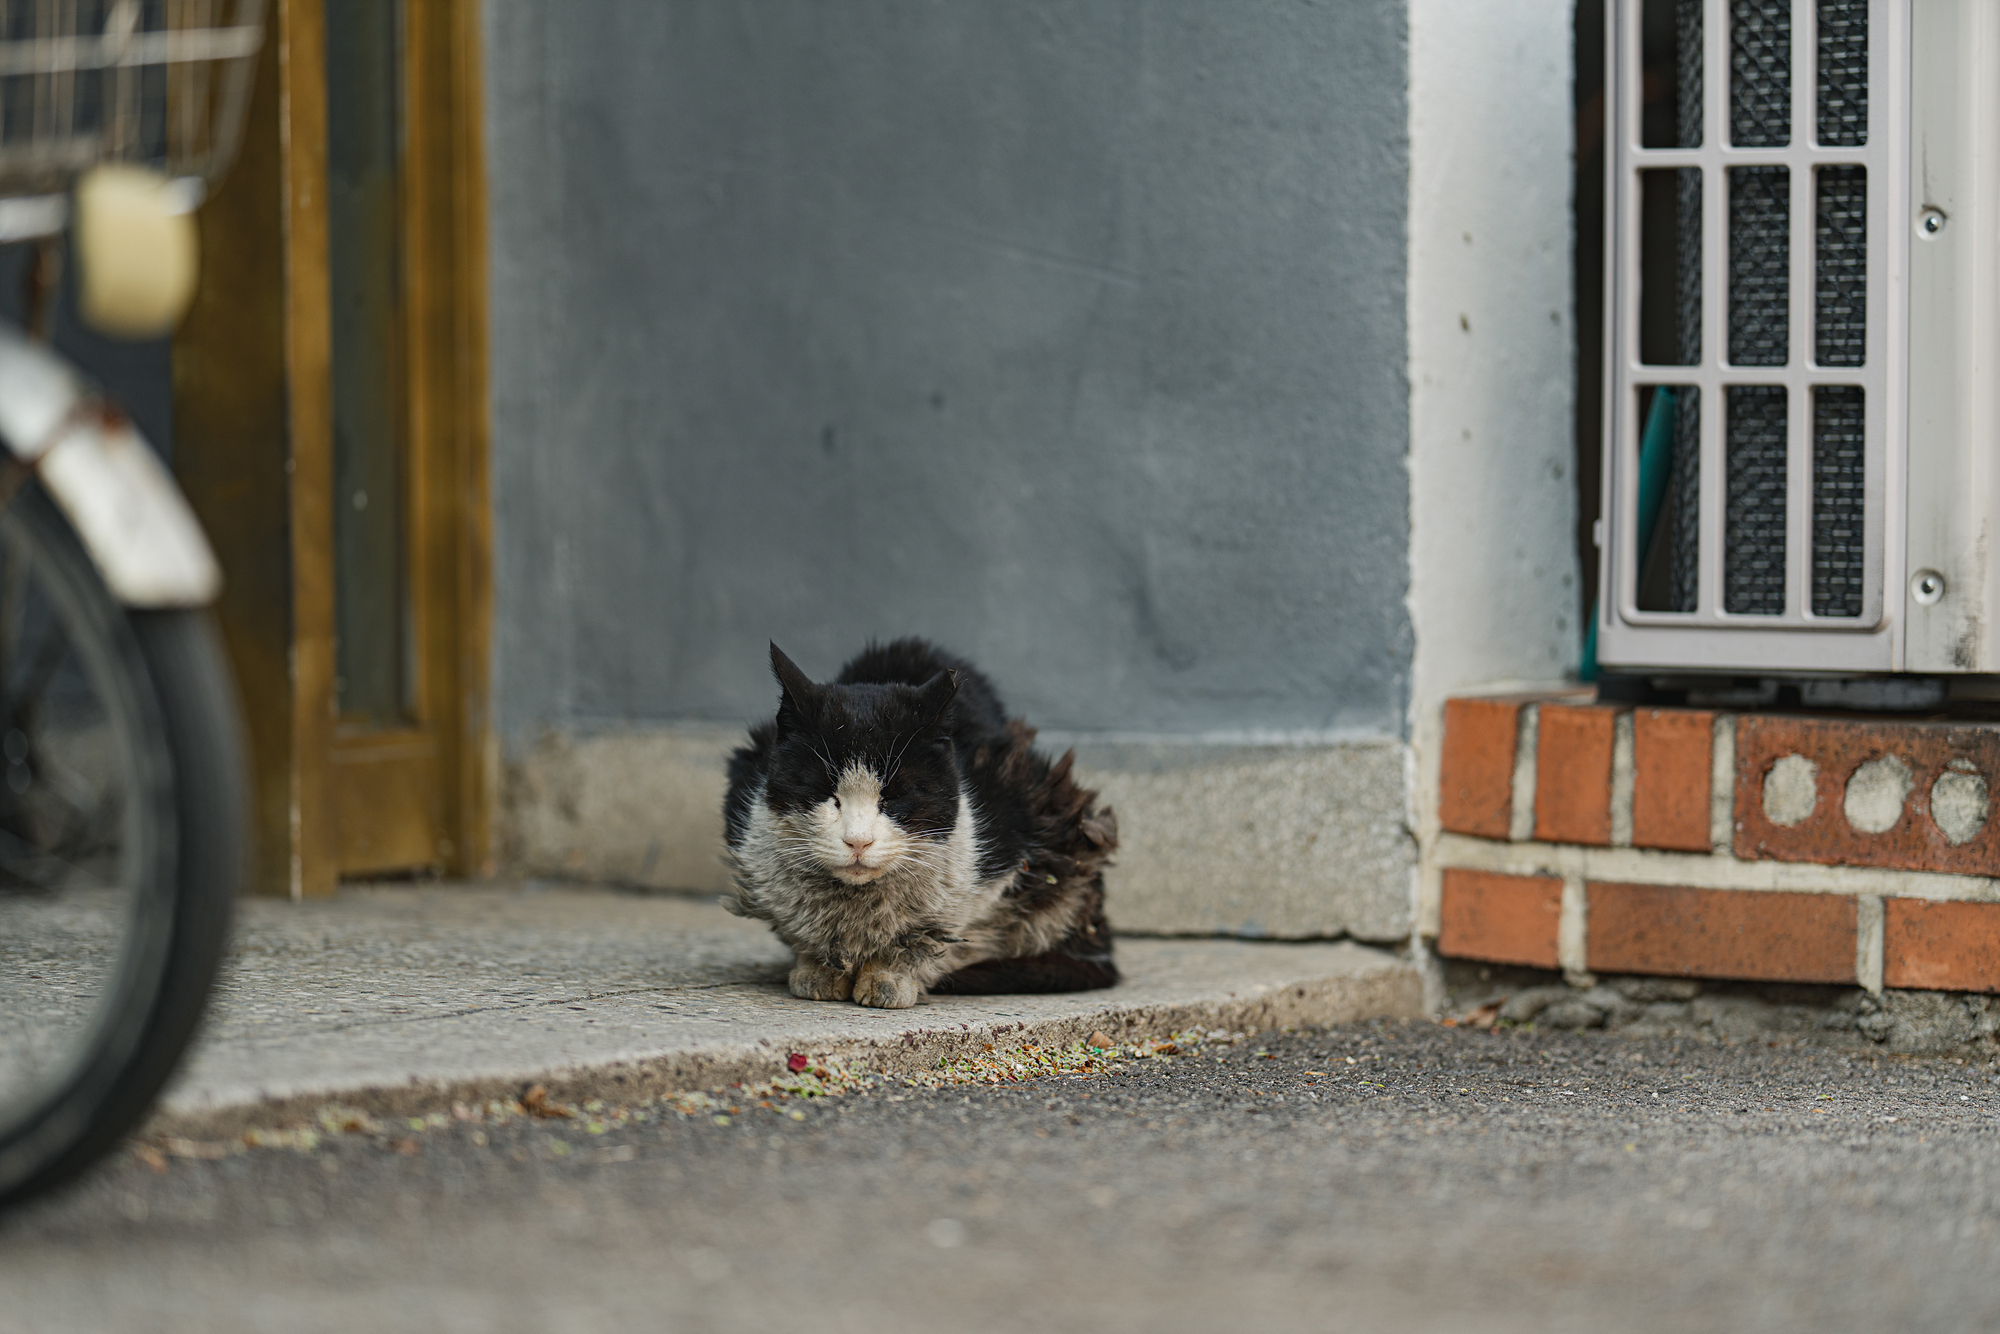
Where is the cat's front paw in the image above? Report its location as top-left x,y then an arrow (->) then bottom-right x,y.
789,960 -> 854,1001
851,961 -> 920,1010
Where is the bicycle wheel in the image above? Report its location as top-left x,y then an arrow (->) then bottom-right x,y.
0,481 -> 245,1207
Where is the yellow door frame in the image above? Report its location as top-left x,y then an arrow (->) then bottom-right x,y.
174,0 -> 492,896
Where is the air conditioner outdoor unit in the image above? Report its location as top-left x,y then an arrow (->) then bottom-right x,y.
1597,0 -> 2000,684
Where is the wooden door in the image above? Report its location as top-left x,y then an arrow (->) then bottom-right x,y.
173,0 -> 491,896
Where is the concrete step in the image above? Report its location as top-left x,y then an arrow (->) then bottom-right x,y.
151,883 -> 1425,1138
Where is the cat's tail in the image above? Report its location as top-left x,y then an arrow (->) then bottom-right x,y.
927,951 -> 1117,994
929,954 -> 1117,995
928,901 -> 1118,995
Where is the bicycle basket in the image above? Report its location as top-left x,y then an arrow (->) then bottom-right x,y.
0,0 -> 264,199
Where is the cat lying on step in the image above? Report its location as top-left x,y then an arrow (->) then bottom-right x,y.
722,638 -> 1118,1009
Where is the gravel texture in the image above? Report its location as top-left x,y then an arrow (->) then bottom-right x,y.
1451,960 -> 2000,1054
7,1017 -> 2000,1333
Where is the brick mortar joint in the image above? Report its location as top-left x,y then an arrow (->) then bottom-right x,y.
1431,832 -> 2000,902
1710,714 -> 1737,852
1609,711 -> 1635,848
1507,704 -> 1539,842
1855,895 -> 1885,995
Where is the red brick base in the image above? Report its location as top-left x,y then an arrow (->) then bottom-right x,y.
1438,869 -> 1560,969
1433,691 -> 2000,996
1586,882 -> 1856,985
1883,899 -> 2000,993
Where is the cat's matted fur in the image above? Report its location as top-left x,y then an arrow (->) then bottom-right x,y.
722,639 -> 1118,1009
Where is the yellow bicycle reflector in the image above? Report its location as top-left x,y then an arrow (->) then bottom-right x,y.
73,164 -> 200,339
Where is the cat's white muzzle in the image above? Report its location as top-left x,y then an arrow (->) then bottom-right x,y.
829,855 -> 890,884
822,765 -> 898,883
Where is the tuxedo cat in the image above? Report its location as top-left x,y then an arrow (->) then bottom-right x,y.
723,639 -> 1118,1009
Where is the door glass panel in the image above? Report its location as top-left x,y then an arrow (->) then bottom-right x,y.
326,0 -> 408,724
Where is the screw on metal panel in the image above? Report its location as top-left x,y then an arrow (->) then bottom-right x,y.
1919,207 -> 1947,237
1912,569 -> 1947,605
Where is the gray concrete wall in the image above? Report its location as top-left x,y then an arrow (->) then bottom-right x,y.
484,0 -> 1411,740
483,1 -> 1418,938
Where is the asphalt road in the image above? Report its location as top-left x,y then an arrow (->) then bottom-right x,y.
5,1019 -> 1999,1334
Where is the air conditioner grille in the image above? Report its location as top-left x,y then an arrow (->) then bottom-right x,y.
1729,166 -> 1791,365
1666,2 -> 1704,617
1668,387 -> 1702,612
1608,0 -> 1885,658
1814,164 -> 1867,366
1816,0 -> 1868,147
1812,385 -> 1866,617
1730,0 -> 1793,147
1676,0 -> 1705,149
1726,384 -> 1790,613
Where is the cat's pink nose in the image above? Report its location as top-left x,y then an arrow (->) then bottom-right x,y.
843,835 -> 874,853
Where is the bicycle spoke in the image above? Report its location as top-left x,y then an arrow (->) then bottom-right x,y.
5,619 -> 76,727
0,495 -> 149,1135
0,824 -> 89,889
0,530 -> 26,674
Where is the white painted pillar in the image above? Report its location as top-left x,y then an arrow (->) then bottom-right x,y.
1407,0 -> 1581,945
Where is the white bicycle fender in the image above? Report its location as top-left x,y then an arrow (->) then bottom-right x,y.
0,328 -> 220,608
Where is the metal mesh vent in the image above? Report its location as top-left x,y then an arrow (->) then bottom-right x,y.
1815,165 -> 1866,367
1669,387 -> 1701,612
1726,385 -> 1787,614
1672,169 -> 1703,366
1615,0 -> 1882,645
1812,386 -> 1865,617
1664,0 -> 1705,611
1730,0 -> 1791,148
1676,0 -> 1704,149
1817,0 -> 1867,148
1729,167 -> 1789,366
1674,0 -> 1704,362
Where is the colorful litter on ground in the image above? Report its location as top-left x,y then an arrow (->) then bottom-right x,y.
135,1029 -> 1251,1165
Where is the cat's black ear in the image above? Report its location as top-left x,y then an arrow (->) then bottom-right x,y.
913,668 -> 959,731
770,643 -> 820,722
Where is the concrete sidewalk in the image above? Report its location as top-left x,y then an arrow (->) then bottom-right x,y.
152,882 -> 1425,1137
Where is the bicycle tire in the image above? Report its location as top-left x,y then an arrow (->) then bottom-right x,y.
0,482 -> 245,1208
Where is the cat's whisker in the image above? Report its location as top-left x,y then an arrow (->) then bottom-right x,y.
882,724 -> 927,790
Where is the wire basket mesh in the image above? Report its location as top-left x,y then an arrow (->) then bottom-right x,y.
0,0 -> 263,198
